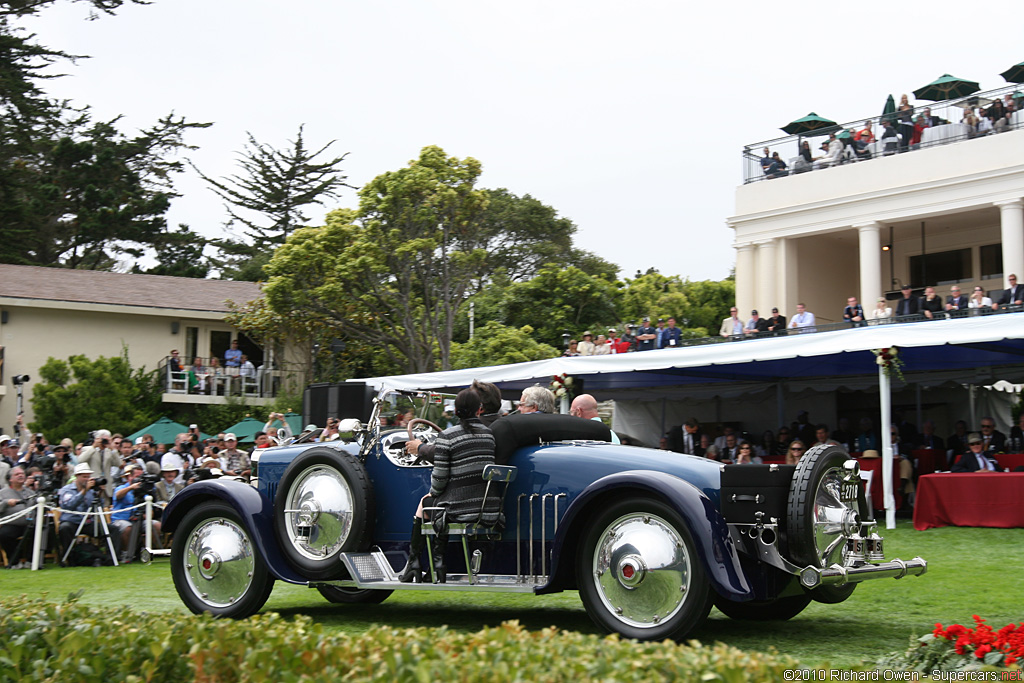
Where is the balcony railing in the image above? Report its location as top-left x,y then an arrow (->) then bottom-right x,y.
742,83 -> 1024,184
157,356 -> 306,400
670,303 -> 1021,348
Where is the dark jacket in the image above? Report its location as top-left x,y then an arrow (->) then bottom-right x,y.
895,295 -> 919,317
429,419 -> 497,524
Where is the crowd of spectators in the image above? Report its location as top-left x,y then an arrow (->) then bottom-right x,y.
0,411 -> 300,569
758,91 -> 1020,181
166,339 -> 258,395
563,317 -> 687,356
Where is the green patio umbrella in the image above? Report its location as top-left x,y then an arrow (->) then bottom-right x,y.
220,416 -> 266,444
881,94 -> 896,124
837,129 -> 853,140
126,417 -> 213,444
912,74 -> 980,102
283,412 -> 305,435
781,112 -> 839,136
1000,62 -> 1024,84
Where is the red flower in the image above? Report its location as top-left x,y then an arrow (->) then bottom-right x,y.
975,644 -> 992,659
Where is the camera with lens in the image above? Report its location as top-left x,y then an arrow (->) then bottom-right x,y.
137,473 -> 160,497
92,476 -> 108,488
12,374 -> 30,385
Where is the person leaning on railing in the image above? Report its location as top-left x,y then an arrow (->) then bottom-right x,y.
867,297 -> 892,322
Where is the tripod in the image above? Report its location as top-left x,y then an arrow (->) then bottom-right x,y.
61,498 -> 119,567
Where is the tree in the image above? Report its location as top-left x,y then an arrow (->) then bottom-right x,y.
261,147 -> 489,373
134,224 -> 209,278
0,1 -> 209,269
197,126 -> 353,279
29,349 -> 162,443
619,271 -> 735,333
497,264 -> 621,347
450,322 -> 560,370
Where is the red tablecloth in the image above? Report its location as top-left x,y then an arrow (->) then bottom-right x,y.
913,472 -> 1024,530
996,453 -> 1024,471
912,449 -> 947,476
855,457 -> 902,510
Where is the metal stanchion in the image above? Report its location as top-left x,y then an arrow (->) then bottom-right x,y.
31,496 -> 44,571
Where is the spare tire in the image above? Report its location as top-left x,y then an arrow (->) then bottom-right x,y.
786,443 -> 863,604
273,447 -> 375,580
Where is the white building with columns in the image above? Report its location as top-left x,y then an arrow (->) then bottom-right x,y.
728,130 -> 1024,323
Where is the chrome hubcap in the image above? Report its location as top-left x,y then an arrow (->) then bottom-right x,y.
592,513 -> 690,628
184,517 -> 255,607
812,467 -> 861,566
284,465 -> 353,560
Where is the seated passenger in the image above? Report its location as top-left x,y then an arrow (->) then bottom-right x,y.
398,387 -> 496,584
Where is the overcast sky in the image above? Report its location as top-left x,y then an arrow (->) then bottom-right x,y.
23,1 -> 1024,281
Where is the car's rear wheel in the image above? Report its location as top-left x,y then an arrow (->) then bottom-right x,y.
171,501 -> 274,618
786,443 -> 861,604
576,497 -> 712,641
714,593 -> 813,621
316,585 -> 393,604
273,448 -> 375,580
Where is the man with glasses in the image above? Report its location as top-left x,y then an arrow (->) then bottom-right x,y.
719,307 -> 744,340
996,274 -> 1023,310
952,433 -> 999,472
945,286 -> 968,312
977,417 -> 1006,453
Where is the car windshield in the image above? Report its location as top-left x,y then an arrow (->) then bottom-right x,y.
372,389 -> 456,432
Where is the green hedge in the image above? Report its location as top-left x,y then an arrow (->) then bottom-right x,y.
0,594 -> 799,682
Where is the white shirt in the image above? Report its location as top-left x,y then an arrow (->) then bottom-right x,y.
240,360 -> 256,378
790,311 -> 816,328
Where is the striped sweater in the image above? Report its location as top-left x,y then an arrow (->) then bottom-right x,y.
429,419 -> 499,524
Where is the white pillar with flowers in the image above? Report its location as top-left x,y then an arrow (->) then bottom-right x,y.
873,347 -> 903,529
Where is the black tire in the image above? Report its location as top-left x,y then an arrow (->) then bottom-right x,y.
273,447 -> 375,580
786,443 -> 860,604
171,501 -> 274,618
576,497 -> 712,641
714,593 -> 813,621
317,585 -> 393,605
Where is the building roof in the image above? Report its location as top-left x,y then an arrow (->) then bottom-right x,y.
0,264 -> 261,313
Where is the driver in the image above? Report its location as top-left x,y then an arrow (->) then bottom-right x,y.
397,387 -> 497,584
405,380 -> 503,463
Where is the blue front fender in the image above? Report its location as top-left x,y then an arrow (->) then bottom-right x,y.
536,470 -> 753,601
161,480 -> 307,584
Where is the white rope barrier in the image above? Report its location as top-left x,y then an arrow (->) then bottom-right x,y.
4,495 -> 166,571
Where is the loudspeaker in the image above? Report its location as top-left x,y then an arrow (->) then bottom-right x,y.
303,382 -> 375,427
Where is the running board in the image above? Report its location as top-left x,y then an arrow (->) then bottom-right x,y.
335,550 -> 539,593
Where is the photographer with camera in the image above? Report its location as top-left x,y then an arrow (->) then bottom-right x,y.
0,466 -> 35,568
160,433 -> 198,485
263,412 -> 293,443
79,430 -> 118,503
110,463 -> 161,563
220,434 -> 251,480
57,463 -> 103,560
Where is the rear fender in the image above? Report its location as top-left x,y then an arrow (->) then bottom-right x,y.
161,480 -> 307,584
537,470 -> 753,600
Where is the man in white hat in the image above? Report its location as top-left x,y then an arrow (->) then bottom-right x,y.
57,462 -> 101,554
219,433 -> 251,479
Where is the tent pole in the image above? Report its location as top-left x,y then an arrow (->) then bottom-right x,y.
660,398 -> 666,439
916,384 -> 922,430
879,365 -> 895,529
969,384 -> 977,429
776,382 -> 785,431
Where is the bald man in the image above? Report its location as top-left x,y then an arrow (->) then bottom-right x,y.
570,394 -> 620,444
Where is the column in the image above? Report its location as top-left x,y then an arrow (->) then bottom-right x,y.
996,200 -> 1024,283
735,243 -> 756,315
857,222 -> 882,309
754,239 -> 777,314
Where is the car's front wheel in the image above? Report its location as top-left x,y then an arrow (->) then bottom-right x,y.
171,501 -> 274,618
576,497 -> 712,641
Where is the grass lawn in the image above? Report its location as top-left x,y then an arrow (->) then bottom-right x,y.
3,520 -> 1022,669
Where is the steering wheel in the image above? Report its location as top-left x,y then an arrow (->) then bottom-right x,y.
406,418 -> 443,465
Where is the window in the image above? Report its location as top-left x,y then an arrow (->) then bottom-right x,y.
909,248 -> 971,286
980,244 -> 1003,281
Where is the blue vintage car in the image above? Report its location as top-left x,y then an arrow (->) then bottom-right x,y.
163,389 -> 926,641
